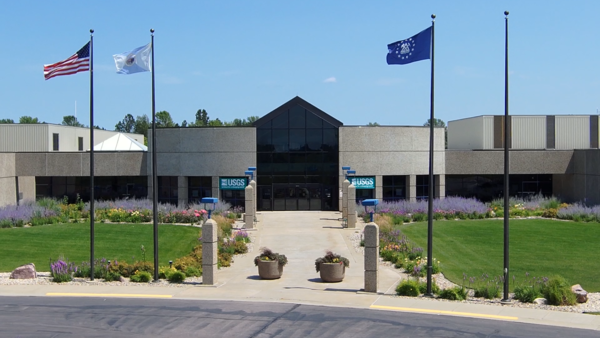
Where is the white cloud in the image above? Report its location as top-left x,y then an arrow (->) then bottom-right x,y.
323,77 -> 337,83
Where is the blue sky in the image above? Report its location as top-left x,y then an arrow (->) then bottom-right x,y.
1,1 -> 599,129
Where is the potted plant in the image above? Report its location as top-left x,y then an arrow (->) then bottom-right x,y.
254,247 -> 288,279
315,250 -> 350,282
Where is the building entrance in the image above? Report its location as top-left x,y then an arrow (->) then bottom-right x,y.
272,183 -> 321,211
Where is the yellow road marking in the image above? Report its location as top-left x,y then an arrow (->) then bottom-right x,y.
370,305 -> 518,320
46,293 -> 172,299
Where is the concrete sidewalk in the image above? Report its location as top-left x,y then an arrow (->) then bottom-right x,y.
1,211 -> 599,331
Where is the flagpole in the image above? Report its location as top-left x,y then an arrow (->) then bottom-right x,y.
426,14 -> 436,296
89,29 -> 95,281
151,28 -> 159,281
502,10 -> 511,303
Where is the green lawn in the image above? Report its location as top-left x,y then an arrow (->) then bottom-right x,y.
0,223 -> 201,272
398,219 -> 600,292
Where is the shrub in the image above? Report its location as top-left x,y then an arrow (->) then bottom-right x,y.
131,261 -> 154,274
104,271 -> 121,282
168,271 -> 186,283
185,266 -> 202,277
396,279 -> 420,297
314,250 -> 349,272
438,287 -> 467,300
513,286 -> 540,303
158,266 -> 176,279
130,270 -> 152,283
218,252 -> 233,267
174,256 -> 200,272
418,281 -> 440,295
473,284 -> 500,299
540,276 -> 577,306
412,213 -> 427,222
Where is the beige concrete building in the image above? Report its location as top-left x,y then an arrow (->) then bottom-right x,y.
1,97 -> 600,209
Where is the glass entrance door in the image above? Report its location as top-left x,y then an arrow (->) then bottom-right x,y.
272,183 -> 321,211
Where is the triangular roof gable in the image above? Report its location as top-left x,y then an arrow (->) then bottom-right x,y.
253,96 -> 343,128
94,133 -> 148,151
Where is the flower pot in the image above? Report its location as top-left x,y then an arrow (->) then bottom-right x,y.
319,262 -> 345,282
257,260 -> 283,279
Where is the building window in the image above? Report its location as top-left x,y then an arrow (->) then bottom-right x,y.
446,174 -> 552,202
416,175 -> 435,200
78,137 -> 84,151
158,176 -> 178,205
221,189 -> 245,209
35,176 -> 147,202
53,133 -> 59,151
383,175 -> 406,202
188,176 -> 212,204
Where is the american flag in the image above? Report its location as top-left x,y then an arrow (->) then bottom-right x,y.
44,42 -> 90,80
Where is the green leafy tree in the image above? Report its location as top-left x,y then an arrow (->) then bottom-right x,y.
115,114 -> 136,133
19,116 -> 40,124
424,118 -> 447,149
246,116 -> 260,125
156,111 -> 175,128
367,122 -> 380,126
181,120 -> 188,128
423,118 -> 445,128
134,115 -> 150,145
62,115 -> 85,127
193,109 -> 210,126
208,118 -> 223,126
0,118 -> 15,124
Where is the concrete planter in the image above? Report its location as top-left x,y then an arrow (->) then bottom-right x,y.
257,260 -> 283,279
319,262 -> 345,282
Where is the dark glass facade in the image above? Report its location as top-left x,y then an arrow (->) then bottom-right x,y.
188,176 -> 212,204
35,176 -> 147,202
446,174 -> 552,202
256,103 -> 339,211
382,175 -> 407,202
158,176 -> 178,205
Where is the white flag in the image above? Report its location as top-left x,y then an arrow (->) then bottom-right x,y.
113,43 -> 151,75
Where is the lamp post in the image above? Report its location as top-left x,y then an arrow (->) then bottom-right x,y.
342,166 -> 351,180
201,197 -> 218,219
362,199 -> 379,222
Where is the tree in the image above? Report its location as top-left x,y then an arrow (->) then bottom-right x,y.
423,118 -> 445,128
115,114 -> 135,133
19,116 -> 40,124
181,120 -> 188,128
61,115 -> 85,127
424,118 -> 447,149
194,109 -> 210,126
367,122 -> 380,126
246,116 -> 260,125
156,111 -> 175,128
134,114 -> 150,136
208,118 -> 223,126
0,118 -> 15,124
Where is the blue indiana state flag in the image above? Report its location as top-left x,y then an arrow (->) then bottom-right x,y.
387,26 -> 432,65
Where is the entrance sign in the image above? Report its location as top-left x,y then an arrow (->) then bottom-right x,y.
219,177 -> 248,190
350,176 -> 375,189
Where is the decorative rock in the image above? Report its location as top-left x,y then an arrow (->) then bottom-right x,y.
572,284 -> 588,303
534,298 -> 547,305
119,275 -> 128,283
10,263 -> 37,279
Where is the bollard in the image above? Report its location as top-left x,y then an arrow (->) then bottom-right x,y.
249,179 -> 257,218
244,184 -> 254,229
202,219 -> 218,285
347,184 -> 356,228
364,222 -> 379,293
342,179 -> 350,220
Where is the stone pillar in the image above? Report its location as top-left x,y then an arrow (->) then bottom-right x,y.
177,176 -> 188,208
435,174 -> 445,199
249,179 -> 257,216
202,219 -> 218,285
364,222 -> 379,293
375,175 -> 383,201
408,175 -> 417,202
342,179 -> 350,219
347,184 -> 356,228
211,176 -> 220,200
244,184 -> 254,229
